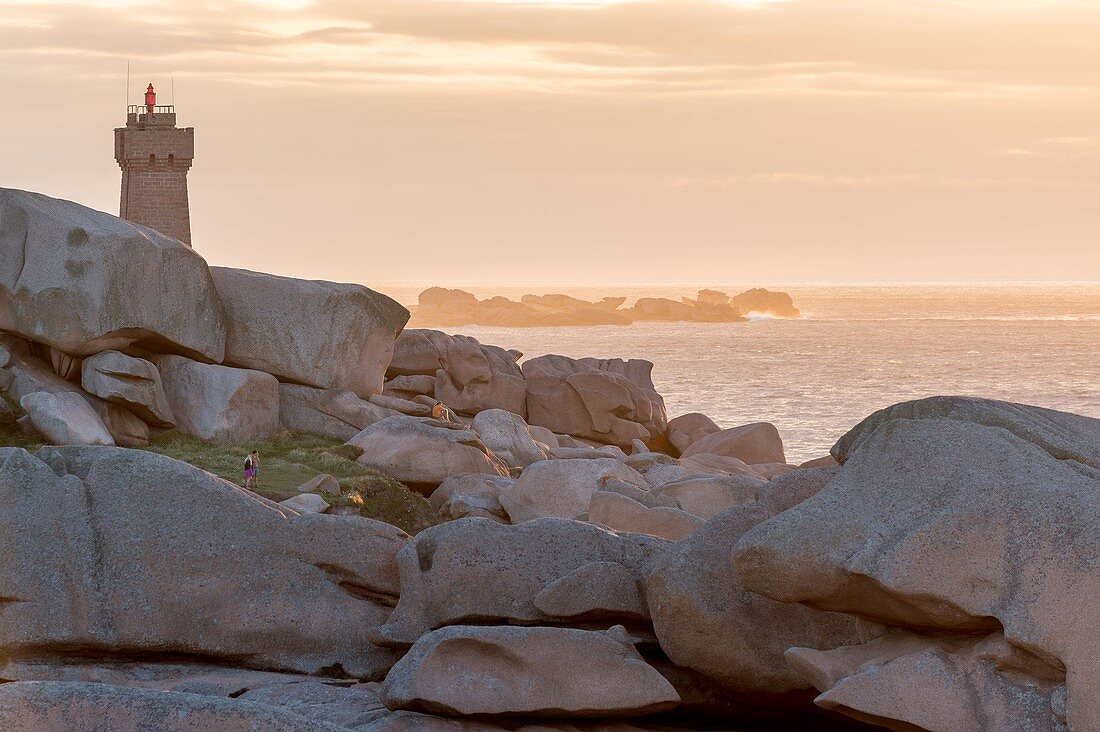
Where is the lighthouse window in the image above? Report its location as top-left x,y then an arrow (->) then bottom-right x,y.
149,154 -> 155,166
168,154 -> 175,167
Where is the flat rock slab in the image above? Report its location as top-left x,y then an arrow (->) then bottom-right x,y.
348,415 -> 508,489
831,394 -> 1100,467
0,681 -> 343,732
381,625 -> 680,718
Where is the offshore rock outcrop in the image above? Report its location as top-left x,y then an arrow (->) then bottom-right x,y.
408,286 -> 800,327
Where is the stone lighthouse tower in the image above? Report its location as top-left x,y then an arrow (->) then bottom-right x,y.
113,83 -> 195,246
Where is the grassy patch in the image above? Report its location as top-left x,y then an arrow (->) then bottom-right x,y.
0,404 -> 440,534
0,394 -> 43,451
142,429 -> 440,534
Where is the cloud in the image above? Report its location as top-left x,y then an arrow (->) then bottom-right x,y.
3,0 -> 1100,97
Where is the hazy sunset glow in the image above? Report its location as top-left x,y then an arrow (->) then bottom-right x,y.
2,0 -> 1098,282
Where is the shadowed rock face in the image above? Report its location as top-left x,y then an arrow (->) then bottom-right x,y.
0,445 -> 405,678
0,188 -> 226,361
80,350 -> 175,427
210,267 -> 409,399
734,411 -> 1099,729
373,518 -> 669,647
786,632 -> 1065,732
279,383 -> 398,441
646,468 -> 875,695
1,334 -> 149,447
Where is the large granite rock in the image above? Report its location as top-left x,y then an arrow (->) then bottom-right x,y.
280,383 -> 397,441
680,422 -> 786,465
499,457 -> 647,523
80,350 -> 174,427
382,625 -> 679,718
384,374 -> 435,398
347,415 -> 508,491
734,409 -> 1100,728
0,445 -> 405,677
787,632 -> 1065,732
729,288 -> 800,318
435,334 -> 526,417
386,329 -> 455,376
0,188 -> 226,361
646,475 -> 875,693
587,491 -> 704,541
280,492 -> 331,514
210,267 -> 409,398
0,681 -> 343,732
664,412 -> 721,455
655,473 -> 764,520
832,394 -> 1100,467
429,473 -> 512,522
20,391 -> 114,446
522,355 -> 667,449
471,408 -> 548,469
153,354 -> 280,442
675,452 -> 765,479
373,518 -> 668,647
387,330 -> 526,417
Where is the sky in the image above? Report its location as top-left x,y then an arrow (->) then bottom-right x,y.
1,0 -> 1099,284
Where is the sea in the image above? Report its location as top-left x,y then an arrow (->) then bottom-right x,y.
376,283 -> 1100,464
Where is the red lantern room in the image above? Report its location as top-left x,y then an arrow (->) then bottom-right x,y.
144,83 -> 156,114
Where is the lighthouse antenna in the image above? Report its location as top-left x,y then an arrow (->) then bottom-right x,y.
126,62 -> 130,109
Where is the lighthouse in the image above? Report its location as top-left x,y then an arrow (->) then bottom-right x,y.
113,83 -> 195,246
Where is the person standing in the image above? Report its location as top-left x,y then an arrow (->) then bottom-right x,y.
243,452 -> 255,488
249,450 -> 260,488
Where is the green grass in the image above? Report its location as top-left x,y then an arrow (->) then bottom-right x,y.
0,395 -> 439,533
134,429 -> 440,535
0,394 -> 44,451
